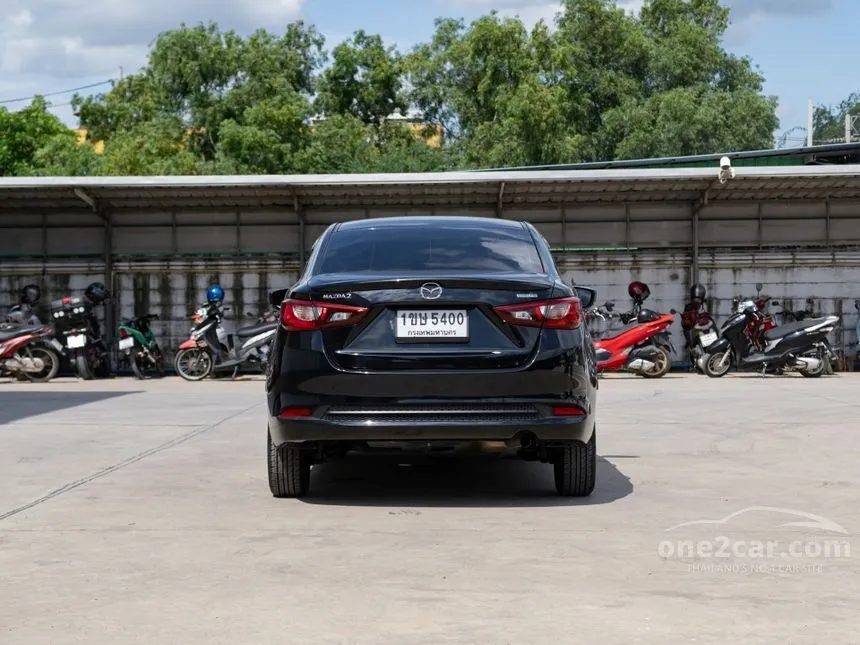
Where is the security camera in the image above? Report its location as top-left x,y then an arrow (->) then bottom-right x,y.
718,156 -> 736,184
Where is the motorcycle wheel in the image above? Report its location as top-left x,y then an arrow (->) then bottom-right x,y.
95,353 -> 112,378
130,353 -> 147,380
23,346 -> 61,383
174,348 -> 213,381
704,350 -> 732,378
641,347 -> 671,379
75,351 -> 94,380
153,347 -> 165,378
799,348 -> 826,378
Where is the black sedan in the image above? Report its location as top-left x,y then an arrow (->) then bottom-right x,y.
265,216 -> 599,497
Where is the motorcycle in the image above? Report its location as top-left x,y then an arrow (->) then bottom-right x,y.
49,283 -> 112,380
588,282 -> 676,378
173,302 -> 278,381
0,323 -> 62,382
681,283 -> 717,373
702,298 -> 838,378
118,313 -> 164,379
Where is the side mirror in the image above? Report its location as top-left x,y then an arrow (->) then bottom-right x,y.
604,301 -> 615,312
269,288 -> 289,309
755,283 -> 763,292
574,286 -> 597,310
670,308 -> 678,315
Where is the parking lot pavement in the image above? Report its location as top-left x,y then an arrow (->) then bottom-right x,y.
1,373 -> 858,644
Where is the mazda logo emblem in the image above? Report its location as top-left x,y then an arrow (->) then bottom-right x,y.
419,282 -> 443,300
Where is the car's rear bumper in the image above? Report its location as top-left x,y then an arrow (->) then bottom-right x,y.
268,412 -> 595,446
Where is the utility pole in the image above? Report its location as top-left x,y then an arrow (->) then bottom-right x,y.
119,66 -> 124,81
807,97 -> 814,147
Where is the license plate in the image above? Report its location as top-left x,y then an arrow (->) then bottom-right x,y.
118,337 -> 135,350
50,339 -> 64,352
66,334 -> 86,349
700,332 -> 718,348
395,309 -> 469,341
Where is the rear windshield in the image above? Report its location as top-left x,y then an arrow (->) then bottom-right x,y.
315,224 -> 545,274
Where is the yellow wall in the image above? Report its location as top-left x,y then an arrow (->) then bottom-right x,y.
73,121 -> 443,155
73,128 -> 104,154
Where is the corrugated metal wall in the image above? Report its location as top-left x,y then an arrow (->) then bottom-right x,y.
2,202 -> 860,364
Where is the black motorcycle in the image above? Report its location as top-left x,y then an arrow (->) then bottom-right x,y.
49,283 -> 112,380
702,299 -> 838,378
174,302 -> 279,381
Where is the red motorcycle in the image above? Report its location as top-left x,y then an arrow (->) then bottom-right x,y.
588,282 -> 676,378
0,323 -> 61,382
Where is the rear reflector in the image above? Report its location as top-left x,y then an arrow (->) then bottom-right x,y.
552,405 -> 586,416
495,297 -> 583,329
278,407 -> 313,418
281,299 -> 368,331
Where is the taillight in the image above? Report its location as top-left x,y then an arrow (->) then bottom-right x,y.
280,299 -> 368,331
552,405 -> 587,416
278,406 -> 313,418
119,328 -> 129,338
495,297 -> 583,329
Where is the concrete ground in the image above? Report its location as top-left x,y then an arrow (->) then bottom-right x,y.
0,372 -> 858,644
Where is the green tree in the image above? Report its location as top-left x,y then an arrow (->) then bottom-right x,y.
74,21 -> 325,164
316,30 -> 407,125
813,92 -> 860,143
29,135 -> 106,176
404,0 -> 779,167
0,98 -> 72,176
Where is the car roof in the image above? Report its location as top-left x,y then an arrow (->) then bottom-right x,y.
336,215 -> 529,233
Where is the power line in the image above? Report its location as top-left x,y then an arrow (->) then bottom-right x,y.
0,79 -> 113,106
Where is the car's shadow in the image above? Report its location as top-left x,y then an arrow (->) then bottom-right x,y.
300,453 -> 634,508
0,391 -> 140,424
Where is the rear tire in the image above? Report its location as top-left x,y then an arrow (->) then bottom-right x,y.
800,347 -> 827,378
23,346 -> 60,383
704,350 -> 732,378
74,352 -> 94,380
131,353 -> 146,380
267,432 -> 311,498
641,347 -> 671,378
174,348 -> 213,381
553,428 -> 596,497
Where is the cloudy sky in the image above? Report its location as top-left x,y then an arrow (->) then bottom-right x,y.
0,0 -> 849,146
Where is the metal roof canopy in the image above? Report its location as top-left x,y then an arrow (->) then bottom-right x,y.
2,165 -> 860,213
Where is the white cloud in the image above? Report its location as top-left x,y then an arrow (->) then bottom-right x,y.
442,0 -> 833,43
0,0 -> 304,123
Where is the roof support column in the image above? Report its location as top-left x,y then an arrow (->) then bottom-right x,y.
74,187 -> 115,367
496,182 -> 505,217
757,203 -> 763,249
691,208 -> 700,285
825,196 -> 831,246
294,193 -> 306,266
690,180 -> 717,286
624,205 -> 631,248
561,206 -> 567,249
236,210 -> 242,253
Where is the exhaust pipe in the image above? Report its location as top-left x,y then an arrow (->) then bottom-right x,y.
6,357 -> 46,373
793,357 -> 822,371
627,358 -> 656,373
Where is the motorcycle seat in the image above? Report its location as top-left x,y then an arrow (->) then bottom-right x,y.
235,322 -> 278,339
0,324 -> 44,342
763,317 -> 833,341
593,320 -> 641,340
